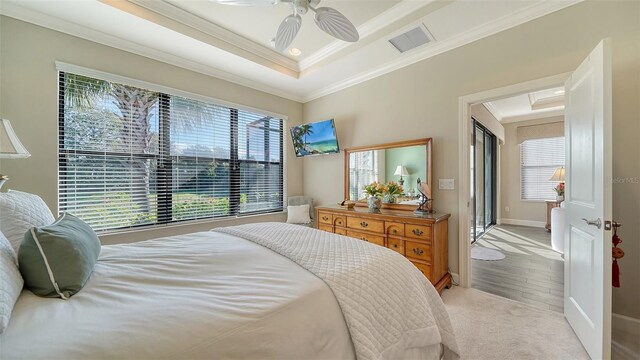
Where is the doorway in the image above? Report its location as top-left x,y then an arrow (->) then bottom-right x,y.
470,118 -> 497,243
458,40 -> 613,359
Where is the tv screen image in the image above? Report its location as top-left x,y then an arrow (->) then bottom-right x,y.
290,119 -> 339,157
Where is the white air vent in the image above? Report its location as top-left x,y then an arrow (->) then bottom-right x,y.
388,26 -> 432,53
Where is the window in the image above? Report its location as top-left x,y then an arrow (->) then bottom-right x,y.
348,150 -> 378,200
520,137 -> 565,200
59,72 -> 284,231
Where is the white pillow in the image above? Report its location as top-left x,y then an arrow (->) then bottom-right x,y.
287,204 -> 311,224
0,231 -> 24,334
0,190 -> 55,253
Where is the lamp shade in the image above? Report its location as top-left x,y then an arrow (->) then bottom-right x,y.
0,119 -> 30,159
394,165 -> 409,177
549,166 -> 565,182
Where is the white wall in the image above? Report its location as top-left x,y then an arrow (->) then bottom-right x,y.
302,1 -> 640,319
0,16 -> 304,244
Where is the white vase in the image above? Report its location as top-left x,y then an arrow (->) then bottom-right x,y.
367,196 -> 382,211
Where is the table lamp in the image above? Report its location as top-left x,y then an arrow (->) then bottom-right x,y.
549,166 -> 565,182
0,119 -> 31,189
394,165 -> 409,186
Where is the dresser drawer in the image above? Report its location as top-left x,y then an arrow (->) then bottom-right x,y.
346,230 -> 385,246
318,212 -> 332,225
405,241 -> 432,262
385,222 -> 405,237
411,261 -> 433,280
334,227 -> 347,236
386,237 -> 404,255
318,224 -> 333,233
333,216 -> 346,227
347,217 -> 384,233
406,224 -> 432,241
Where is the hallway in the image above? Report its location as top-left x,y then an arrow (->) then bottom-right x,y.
471,224 -> 564,312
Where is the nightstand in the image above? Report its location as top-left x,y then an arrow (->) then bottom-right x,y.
545,200 -> 561,231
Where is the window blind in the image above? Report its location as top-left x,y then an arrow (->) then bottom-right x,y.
520,137 -> 565,200
59,72 -> 284,231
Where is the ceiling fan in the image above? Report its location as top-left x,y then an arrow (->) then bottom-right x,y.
215,0 -> 360,52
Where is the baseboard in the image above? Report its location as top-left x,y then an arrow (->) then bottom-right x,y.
450,272 -> 460,286
498,218 -> 546,228
613,313 -> 640,336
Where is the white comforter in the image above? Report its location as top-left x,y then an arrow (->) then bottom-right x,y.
2,223 -> 459,360
214,223 -> 459,360
1,231 -> 355,359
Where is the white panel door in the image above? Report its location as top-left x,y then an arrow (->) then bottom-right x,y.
564,39 -> 612,360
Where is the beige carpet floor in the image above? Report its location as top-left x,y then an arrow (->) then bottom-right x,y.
442,286 -> 589,360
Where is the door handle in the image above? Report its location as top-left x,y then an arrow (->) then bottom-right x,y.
582,218 -> 602,229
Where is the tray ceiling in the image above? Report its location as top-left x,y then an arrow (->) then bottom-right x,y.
484,86 -> 565,123
165,0 -> 401,60
0,0 -> 583,102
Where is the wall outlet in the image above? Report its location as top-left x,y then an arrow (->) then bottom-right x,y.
505,206 -> 510,212
438,179 -> 455,190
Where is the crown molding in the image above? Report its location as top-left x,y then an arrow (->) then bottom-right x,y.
128,0 -> 300,73
500,108 -> 565,124
301,0 -> 583,102
298,0 -> 435,71
0,1 -> 304,102
483,102 -> 504,122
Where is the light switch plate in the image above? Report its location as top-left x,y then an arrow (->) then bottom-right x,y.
439,179 -> 455,190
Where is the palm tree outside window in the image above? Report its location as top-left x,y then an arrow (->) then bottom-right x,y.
59,72 -> 284,231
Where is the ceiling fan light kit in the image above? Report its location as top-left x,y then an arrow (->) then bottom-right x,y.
216,0 -> 359,53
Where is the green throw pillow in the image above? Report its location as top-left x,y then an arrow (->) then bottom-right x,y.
18,213 -> 100,299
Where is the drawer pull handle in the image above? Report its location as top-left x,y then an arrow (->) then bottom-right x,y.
393,244 -> 398,248
336,220 -> 342,225
360,221 -> 368,228
361,237 -> 368,242
412,248 -> 424,256
322,216 -> 329,221
392,229 -> 398,234
412,229 -> 424,236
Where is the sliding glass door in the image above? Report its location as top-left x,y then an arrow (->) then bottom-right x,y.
471,118 -> 497,243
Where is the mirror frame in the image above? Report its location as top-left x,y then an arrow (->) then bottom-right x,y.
343,138 -> 433,211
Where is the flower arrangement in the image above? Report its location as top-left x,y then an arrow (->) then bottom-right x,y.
553,183 -> 565,196
363,181 -> 386,197
384,181 -> 404,196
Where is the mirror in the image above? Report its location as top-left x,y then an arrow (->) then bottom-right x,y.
344,138 -> 432,211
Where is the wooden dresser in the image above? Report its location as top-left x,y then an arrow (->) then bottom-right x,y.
316,205 -> 452,293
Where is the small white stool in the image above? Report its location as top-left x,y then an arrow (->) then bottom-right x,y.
551,204 -> 566,254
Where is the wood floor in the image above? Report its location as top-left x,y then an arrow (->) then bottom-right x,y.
471,224 -> 564,312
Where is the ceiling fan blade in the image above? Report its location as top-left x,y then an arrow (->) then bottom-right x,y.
215,0 -> 281,6
313,7 -> 359,42
275,14 -> 302,52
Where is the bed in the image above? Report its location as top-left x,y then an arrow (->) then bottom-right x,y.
1,222 -> 459,360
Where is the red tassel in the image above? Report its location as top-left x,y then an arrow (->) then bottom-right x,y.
613,259 -> 620,288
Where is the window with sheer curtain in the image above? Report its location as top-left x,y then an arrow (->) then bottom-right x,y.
349,150 -> 379,200
58,71 -> 284,231
520,137 -> 565,200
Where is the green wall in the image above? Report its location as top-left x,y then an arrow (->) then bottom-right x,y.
384,145 -> 426,192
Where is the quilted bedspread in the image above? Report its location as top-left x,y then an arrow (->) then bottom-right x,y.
213,222 -> 460,360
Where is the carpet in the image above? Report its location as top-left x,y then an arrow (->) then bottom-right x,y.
471,246 -> 506,261
442,286 -> 589,360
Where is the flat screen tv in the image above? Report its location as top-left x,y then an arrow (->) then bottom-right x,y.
290,119 -> 340,157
